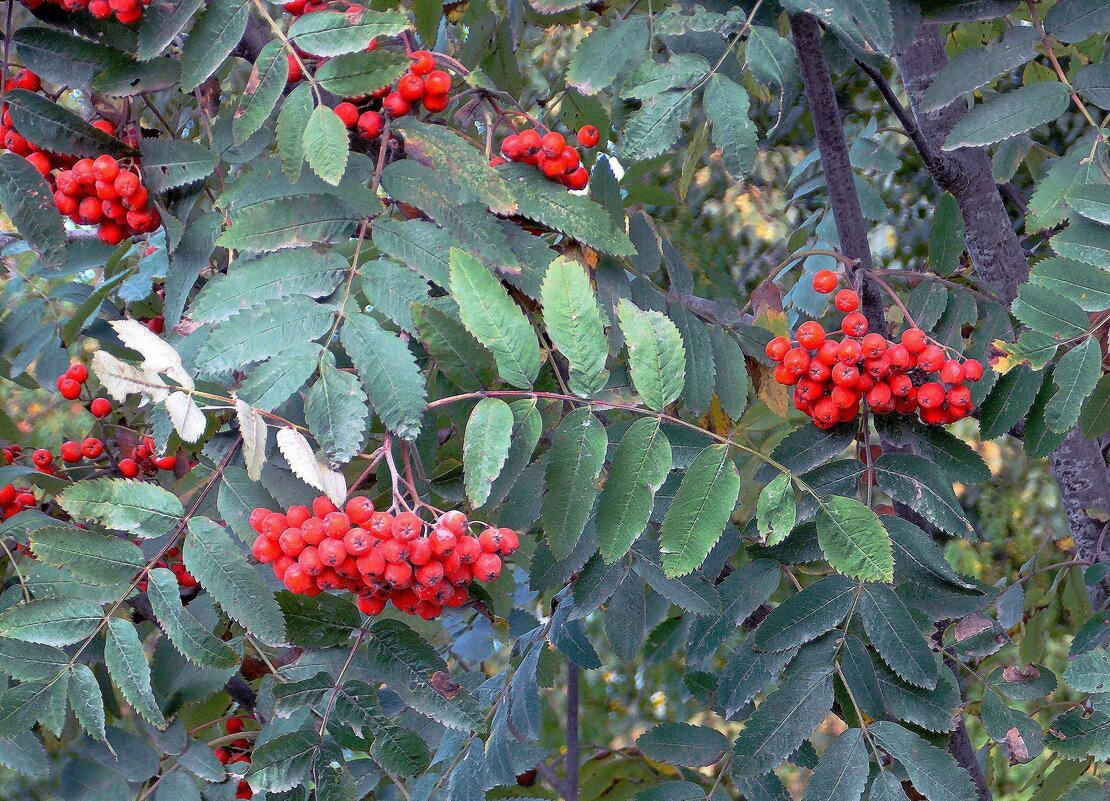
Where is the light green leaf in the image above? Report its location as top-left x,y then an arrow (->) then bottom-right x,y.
197,298 -> 335,374
189,249 -> 348,323
617,299 -> 686,411
448,248 -> 541,389
147,568 -> 238,669
1046,338 -> 1103,432
541,257 -> 610,397
304,105 -> 350,186
1013,283 -> 1090,339
314,50 -> 408,99
304,362 -> 368,466
542,408 -> 607,558
1030,257 -> 1110,312
183,517 -> 285,644
233,40 -> 288,146
288,9 -> 411,56
276,83 -> 313,182
104,618 -> 167,729
566,17 -> 649,94
340,311 -> 427,441
921,27 -> 1039,112
816,496 -> 894,583
218,195 -> 360,252
620,90 -> 692,162
69,664 -> 106,743
943,82 -> 1071,150
57,478 -> 183,538
0,599 -> 104,646
1068,183 -> 1110,226
140,139 -> 217,193
745,26 -> 798,92
704,75 -> 756,179
597,420 -> 673,563
463,398 -> 515,507
29,527 -> 144,586
757,473 -> 796,547
659,445 -> 741,577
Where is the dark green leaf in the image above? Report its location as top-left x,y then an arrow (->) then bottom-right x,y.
341,311 -> 427,441
541,257 -> 610,397
180,0 -> 248,91
800,728 -> 868,801
147,568 -> 238,669
704,75 -> 757,179
870,721 -> 978,801
637,723 -> 728,767
30,527 -> 144,586
753,576 -> 856,652
873,454 -> 974,537
943,82 -> 1070,150
542,408 -> 607,558
57,478 -> 183,538
305,362 -> 368,466
5,90 -> 132,159
859,584 -> 938,688
104,618 -> 167,729
597,420 -> 672,563
463,398 -> 514,507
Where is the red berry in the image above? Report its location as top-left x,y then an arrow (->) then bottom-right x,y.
284,563 -> 313,593
249,508 -> 269,533
384,560 -> 413,588
278,528 -> 306,557
421,92 -> 449,113
154,455 -> 177,471
947,384 -> 971,408
478,527 -> 503,554
334,102 -> 359,128
429,527 -> 457,557
409,50 -> 436,75
301,517 -> 326,545
357,111 -> 383,139
358,594 -> 386,616
113,171 -> 140,197
423,69 -> 451,95
225,717 -> 244,735
518,129 -> 542,154
796,321 -> 825,350
860,333 -> 887,360
391,512 -> 423,542
253,535 -> 282,563
940,359 -> 964,384
98,221 -> 126,246
60,441 -> 81,463
782,348 -> 810,376
397,73 -> 426,101
765,336 -> 791,362
473,552 -> 502,582
287,54 -> 302,83
342,528 -> 373,557
834,290 -> 860,312
312,496 -> 337,518
25,151 -> 52,177
901,328 -> 927,354
345,496 -> 374,525
812,269 -> 838,294
66,363 -> 90,383
298,547 -> 323,576
962,359 -> 984,382
841,312 -> 868,337
317,538 -> 347,566
383,92 -> 410,117
323,511 -> 351,538
917,382 -> 945,410
564,167 -> 589,190
58,377 -> 82,400
577,124 -> 600,148
287,505 -> 311,527
917,345 -> 945,373
214,747 -> 232,764
119,458 -> 140,478
93,155 -> 119,182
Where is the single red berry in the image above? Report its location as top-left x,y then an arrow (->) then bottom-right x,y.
564,167 -> 589,190
518,129 -> 542,154
841,312 -> 868,337
147,315 -> 165,334
834,289 -> 860,312
66,363 -> 90,383
940,359 -> 964,384
93,154 -> 119,182
473,552 -> 502,582
214,747 -> 232,764
60,441 -> 81,463
58,377 -> 82,400
796,321 -> 825,350
287,54 -> 303,83
917,344 -> 945,373
577,124 -> 600,148
333,102 -> 359,128
962,359 -> 984,382
25,151 -> 52,177
812,269 -> 839,294
409,50 -> 436,75
284,563 -> 313,593
421,92 -> 449,113
98,221 -> 126,246
917,382 -> 946,410
358,594 -> 386,616
392,511 -> 423,542
397,73 -> 426,101
423,69 -> 451,95
78,437 -> 103,460
345,496 -> 374,525
113,171 -> 140,197
118,458 -> 140,478
860,333 -> 887,360
357,110 -> 384,139
383,92 -> 410,117
31,449 -> 51,469
948,384 -> 972,408
154,455 -> 177,471
765,336 -> 791,362
901,328 -> 927,354
323,512 -> 351,538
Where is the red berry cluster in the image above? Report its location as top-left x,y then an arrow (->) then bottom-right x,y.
213,716 -> 255,799
326,48 -> 452,143
0,482 -> 36,521
492,124 -> 601,191
766,269 -> 985,429
1,73 -> 159,245
18,0 -> 150,24
250,497 -> 520,620
118,435 -> 178,479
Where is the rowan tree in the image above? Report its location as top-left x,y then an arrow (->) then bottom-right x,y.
0,0 -> 1107,799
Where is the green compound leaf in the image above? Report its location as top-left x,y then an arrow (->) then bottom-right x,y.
104,618 -> 167,729
147,568 -> 239,669
597,420 -> 673,563
57,478 -> 183,539
816,496 -> 894,583
448,248 -> 541,388
617,299 -> 686,411
341,312 -> 427,441
660,445 -> 740,577
541,408 -> 607,559
463,398 -> 515,507
540,257 -> 610,397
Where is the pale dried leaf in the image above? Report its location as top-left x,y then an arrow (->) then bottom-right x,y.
165,391 -> 206,443
110,319 -> 195,390
235,398 -> 268,481
92,351 -> 170,404
276,427 -> 346,504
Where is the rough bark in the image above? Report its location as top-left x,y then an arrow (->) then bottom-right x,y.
789,14 -> 886,334
894,24 -> 1110,606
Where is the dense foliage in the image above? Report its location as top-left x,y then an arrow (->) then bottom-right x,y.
0,0 -> 1107,799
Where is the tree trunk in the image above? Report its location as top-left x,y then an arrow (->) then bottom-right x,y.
790,16 -> 993,797
894,23 -> 1110,607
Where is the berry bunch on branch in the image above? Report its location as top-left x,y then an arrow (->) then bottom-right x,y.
767,269 -> 986,429
19,0 -> 150,25
250,492 -> 519,621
